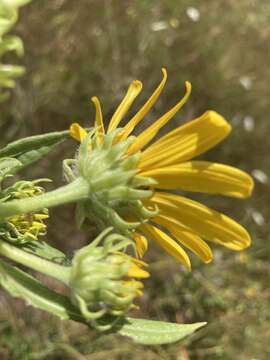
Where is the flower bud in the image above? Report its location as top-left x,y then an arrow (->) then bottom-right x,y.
0,180 -> 49,244
69,228 -> 149,330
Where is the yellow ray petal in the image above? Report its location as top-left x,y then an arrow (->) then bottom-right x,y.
150,192 -> 251,250
132,232 -> 148,258
140,223 -> 191,270
117,68 -> 167,141
140,161 -> 254,198
127,81 -> 192,155
153,215 -> 213,263
69,123 -> 88,142
139,111 -> 231,170
91,96 -> 105,145
107,80 -> 143,133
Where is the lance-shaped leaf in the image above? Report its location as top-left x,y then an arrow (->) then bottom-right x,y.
119,318 -> 206,345
21,240 -> 69,265
0,130 -> 70,157
0,130 -> 71,173
0,259 -> 83,321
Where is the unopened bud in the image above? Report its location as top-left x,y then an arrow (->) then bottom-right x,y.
69,228 -> 149,330
0,180 -> 49,244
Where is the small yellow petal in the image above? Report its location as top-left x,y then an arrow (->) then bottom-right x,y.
107,80 -> 143,133
150,192 -> 251,250
154,215 -> 213,263
140,161 -> 254,198
139,111 -> 231,170
69,123 -> 88,143
127,81 -> 191,155
140,223 -> 191,270
118,68 -> 167,141
91,96 -> 105,145
123,280 -> 144,289
33,214 -> 49,220
127,264 -> 150,279
133,232 -> 148,258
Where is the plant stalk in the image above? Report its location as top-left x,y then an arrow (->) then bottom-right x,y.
0,177 -> 89,219
0,239 -> 71,284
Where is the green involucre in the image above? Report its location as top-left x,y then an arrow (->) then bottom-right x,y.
64,130 -> 157,236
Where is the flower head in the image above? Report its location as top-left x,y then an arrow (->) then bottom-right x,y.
0,180 -> 49,243
70,69 -> 254,270
69,228 -> 149,330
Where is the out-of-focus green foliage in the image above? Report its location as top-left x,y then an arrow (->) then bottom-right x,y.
0,0 -> 32,102
0,0 -> 269,359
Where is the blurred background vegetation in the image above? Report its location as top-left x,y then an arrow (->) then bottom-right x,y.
0,0 -> 270,359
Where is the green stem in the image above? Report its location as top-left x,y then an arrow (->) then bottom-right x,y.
0,239 -> 71,284
0,177 -> 89,219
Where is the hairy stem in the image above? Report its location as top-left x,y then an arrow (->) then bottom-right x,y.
0,239 -> 71,284
0,177 -> 89,219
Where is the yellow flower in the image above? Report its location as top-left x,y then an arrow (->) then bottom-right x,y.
70,69 -> 254,270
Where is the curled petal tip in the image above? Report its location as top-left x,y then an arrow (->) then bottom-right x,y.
206,110 -> 232,133
161,67 -> 168,78
243,231 -> 252,248
69,122 -> 88,142
185,81 -> 192,92
132,80 -> 143,90
186,261 -> 192,272
91,96 -> 98,102
246,175 -> 255,197
205,255 -> 213,264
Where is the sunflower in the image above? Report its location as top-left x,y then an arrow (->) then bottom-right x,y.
70,69 -> 254,270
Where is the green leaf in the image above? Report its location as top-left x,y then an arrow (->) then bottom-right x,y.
0,130 -> 70,157
21,240 -> 69,265
14,145 -> 60,172
0,157 -> 21,180
0,259 -> 83,321
118,318 -> 207,345
0,130 -> 71,173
